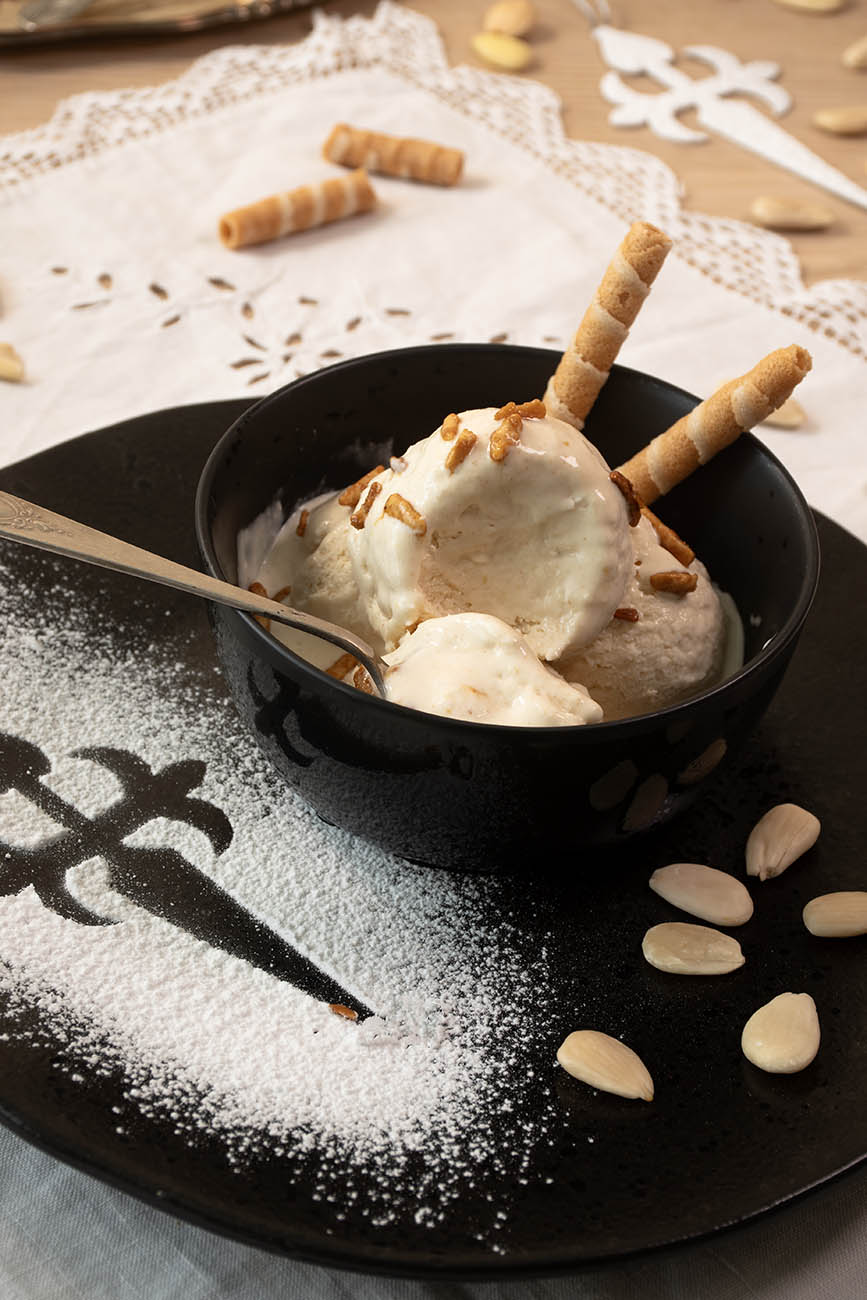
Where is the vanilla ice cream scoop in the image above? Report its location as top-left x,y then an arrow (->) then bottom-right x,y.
384,613 -> 603,726
346,406 -> 634,660
258,492 -> 377,641
254,490 -> 385,671
557,514 -> 728,720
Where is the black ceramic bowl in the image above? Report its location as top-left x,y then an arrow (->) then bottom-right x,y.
196,344 -> 819,873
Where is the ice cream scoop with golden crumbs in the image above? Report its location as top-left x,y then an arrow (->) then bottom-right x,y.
253,490 -> 385,673
257,491 -> 383,654
556,512 -> 729,719
251,405 -> 736,724
345,406 -> 635,660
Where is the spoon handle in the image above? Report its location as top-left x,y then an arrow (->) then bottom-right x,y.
0,490 -> 385,694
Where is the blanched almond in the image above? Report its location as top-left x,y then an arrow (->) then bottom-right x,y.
772,0 -> 847,10
842,34 -> 867,69
749,195 -> 834,231
813,105 -> 867,136
0,343 -> 24,383
649,863 -> 754,926
556,1030 -> 653,1101
471,30 -> 533,70
746,803 -> 820,880
762,396 -> 806,429
803,891 -> 867,937
642,922 -> 745,975
741,993 -> 820,1074
483,0 -> 535,36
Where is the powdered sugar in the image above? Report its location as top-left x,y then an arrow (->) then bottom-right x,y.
0,548 -> 559,1235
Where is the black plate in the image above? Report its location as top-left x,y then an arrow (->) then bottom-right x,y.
0,402 -> 865,1280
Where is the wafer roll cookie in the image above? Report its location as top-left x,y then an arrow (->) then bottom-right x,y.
218,169 -> 376,249
544,222 -> 672,429
324,124 -> 464,187
618,345 -> 812,504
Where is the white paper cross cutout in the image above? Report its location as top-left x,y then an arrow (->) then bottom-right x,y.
593,24 -> 867,212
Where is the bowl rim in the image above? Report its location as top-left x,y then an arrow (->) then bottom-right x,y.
195,342 -> 821,739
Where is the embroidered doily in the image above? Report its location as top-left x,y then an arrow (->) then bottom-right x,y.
0,2 -> 865,538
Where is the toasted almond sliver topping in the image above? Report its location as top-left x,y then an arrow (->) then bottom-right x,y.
353,664 -> 375,694
326,652 -> 358,679
609,470 -> 641,527
441,412 -> 460,441
641,506 -> 695,566
613,606 -> 640,622
494,400 -> 545,420
338,464 -> 385,508
384,493 -> 426,535
350,480 -> 382,529
329,1003 -> 359,1020
445,428 -> 477,472
489,412 -> 522,462
296,508 -> 310,537
247,581 -> 271,630
650,570 -> 698,595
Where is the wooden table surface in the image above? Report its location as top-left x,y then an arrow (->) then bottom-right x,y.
2,0 -> 866,286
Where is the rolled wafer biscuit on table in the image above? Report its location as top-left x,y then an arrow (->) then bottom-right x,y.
323,124 -> 464,187
617,345 -> 812,506
218,169 -> 376,249
544,222 -> 673,430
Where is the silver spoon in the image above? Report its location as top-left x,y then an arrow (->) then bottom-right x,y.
0,490 -> 388,697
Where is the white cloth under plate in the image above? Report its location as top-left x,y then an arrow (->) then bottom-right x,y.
1,3 -> 866,541
2,1127 -> 867,1298
1,6 -> 867,1299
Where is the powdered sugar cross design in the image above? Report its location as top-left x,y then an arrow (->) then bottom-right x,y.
0,733 -> 368,1015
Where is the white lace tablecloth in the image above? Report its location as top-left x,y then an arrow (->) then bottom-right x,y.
2,3 -> 867,540
1,5 -> 867,1297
